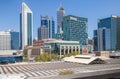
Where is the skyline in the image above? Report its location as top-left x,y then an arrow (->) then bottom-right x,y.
0,0 -> 120,38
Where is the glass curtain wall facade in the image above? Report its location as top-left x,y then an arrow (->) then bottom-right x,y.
38,16 -> 55,40
93,30 -> 98,51
63,15 -> 88,46
57,7 -> 65,33
41,16 -> 48,27
48,18 -> 55,38
20,2 -> 33,50
10,32 -> 19,50
116,18 -> 120,50
97,28 -> 111,51
97,15 -> 120,50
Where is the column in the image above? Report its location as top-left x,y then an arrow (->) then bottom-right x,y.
60,46 -> 61,58
68,46 -> 69,54
71,46 -> 73,53
64,46 -> 66,55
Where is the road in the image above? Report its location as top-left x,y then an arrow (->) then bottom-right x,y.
0,60 -> 120,79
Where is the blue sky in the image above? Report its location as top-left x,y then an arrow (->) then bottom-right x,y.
0,0 -> 120,38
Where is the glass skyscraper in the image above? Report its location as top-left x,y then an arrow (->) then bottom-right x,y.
57,6 -> 65,33
94,15 -> 120,51
10,31 -> 19,50
41,16 -> 48,27
97,28 -> 111,51
98,15 -> 116,50
93,30 -> 98,51
63,15 -> 88,46
38,16 -> 55,40
38,26 -> 48,40
48,17 -> 55,38
20,2 -> 33,50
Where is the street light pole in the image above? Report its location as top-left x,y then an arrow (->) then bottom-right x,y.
50,46 -> 51,61
60,46 -> 61,59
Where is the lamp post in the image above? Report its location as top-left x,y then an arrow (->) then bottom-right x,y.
49,46 -> 51,60
60,46 -> 61,59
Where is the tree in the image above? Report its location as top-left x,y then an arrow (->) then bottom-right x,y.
35,52 -> 59,62
65,52 -> 80,57
23,57 -> 28,62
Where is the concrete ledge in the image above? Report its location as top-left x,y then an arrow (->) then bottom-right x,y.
40,69 -> 120,79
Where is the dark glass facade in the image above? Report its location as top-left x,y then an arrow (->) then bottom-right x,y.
63,15 -> 88,45
94,15 -> 120,51
116,18 -> 120,50
98,17 -> 117,50
41,19 -> 48,27
10,32 -> 19,50
98,18 -> 111,29
93,30 -> 98,51
27,13 -> 32,45
48,20 -> 55,38
20,13 -> 22,49
38,16 -> 55,40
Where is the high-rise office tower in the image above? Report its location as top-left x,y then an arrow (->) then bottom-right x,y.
10,31 -> 19,50
0,30 -> 19,50
57,6 -> 65,33
97,28 -> 111,51
20,2 -> 33,50
38,26 -> 48,40
0,31 -> 11,50
96,15 -> 120,50
38,16 -> 55,40
93,30 -> 98,51
41,16 -> 48,27
48,17 -> 55,38
63,15 -> 88,46
94,15 -> 120,50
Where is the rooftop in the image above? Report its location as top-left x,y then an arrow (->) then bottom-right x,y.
45,40 -> 79,44
63,55 -> 106,64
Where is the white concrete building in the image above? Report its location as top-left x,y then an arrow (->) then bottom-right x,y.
0,31 -> 11,50
63,55 -> 106,64
20,2 -> 33,50
44,40 -> 80,58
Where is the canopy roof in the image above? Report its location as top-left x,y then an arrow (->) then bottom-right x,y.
63,55 -> 106,64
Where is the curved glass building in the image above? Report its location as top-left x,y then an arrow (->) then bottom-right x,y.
20,2 -> 33,50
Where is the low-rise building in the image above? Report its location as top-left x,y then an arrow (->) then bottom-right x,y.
109,51 -> 120,59
44,40 -> 80,58
23,46 -> 44,59
0,50 -> 18,55
95,51 -> 109,58
63,55 -> 106,64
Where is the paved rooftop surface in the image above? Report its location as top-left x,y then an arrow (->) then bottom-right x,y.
0,59 -> 120,79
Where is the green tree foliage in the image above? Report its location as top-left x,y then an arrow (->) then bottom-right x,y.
23,57 -> 28,62
35,52 -> 59,62
59,70 -> 74,75
65,52 -> 80,57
